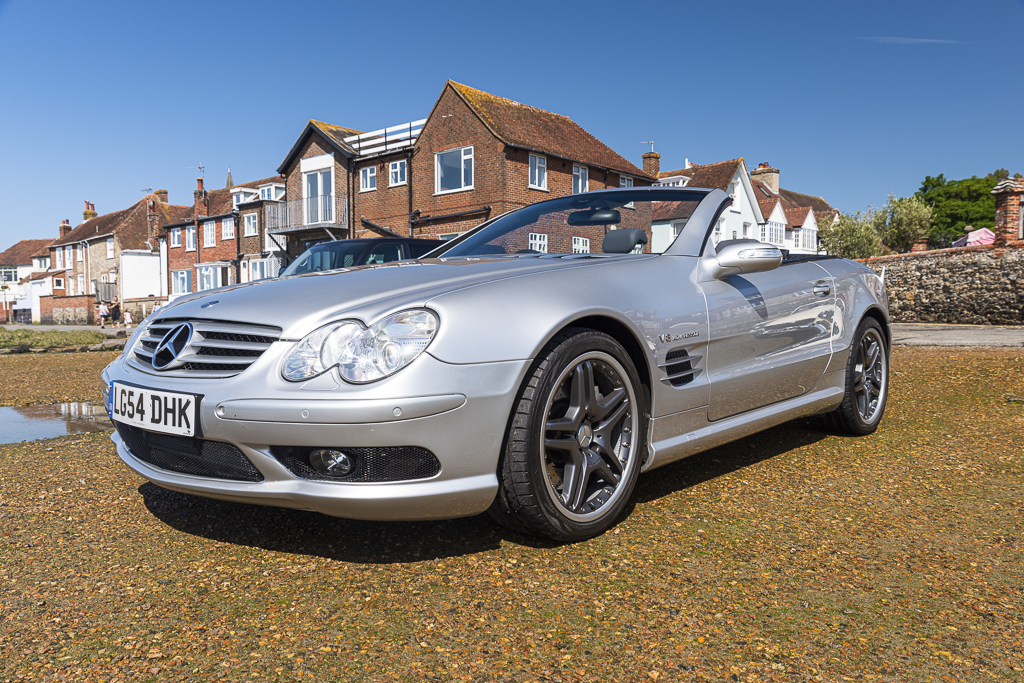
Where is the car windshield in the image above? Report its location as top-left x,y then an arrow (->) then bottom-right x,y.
281,242 -> 368,276
436,189 -> 708,257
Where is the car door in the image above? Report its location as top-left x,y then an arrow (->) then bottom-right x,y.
698,261 -> 835,421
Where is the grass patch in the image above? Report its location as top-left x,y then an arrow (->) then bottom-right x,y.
0,327 -> 106,349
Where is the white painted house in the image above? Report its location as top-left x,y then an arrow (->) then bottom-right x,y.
651,158 -> 766,252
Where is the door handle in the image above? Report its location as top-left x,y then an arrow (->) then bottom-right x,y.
812,281 -> 831,297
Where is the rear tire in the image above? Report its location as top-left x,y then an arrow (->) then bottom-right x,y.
488,329 -> 647,542
822,317 -> 889,435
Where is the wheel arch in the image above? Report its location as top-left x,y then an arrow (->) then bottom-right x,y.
554,314 -> 653,397
861,305 -> 891,350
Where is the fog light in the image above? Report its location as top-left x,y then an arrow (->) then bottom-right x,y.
310,449 -> 353,477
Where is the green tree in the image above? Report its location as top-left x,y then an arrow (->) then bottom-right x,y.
914,171 -> 1007,242
818,209 -> 885,259
873,194 -> 933,253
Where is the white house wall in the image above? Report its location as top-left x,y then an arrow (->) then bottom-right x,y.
120,251 -> 162,299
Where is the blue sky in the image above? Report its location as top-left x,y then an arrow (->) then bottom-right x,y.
1,0 -> 1021,248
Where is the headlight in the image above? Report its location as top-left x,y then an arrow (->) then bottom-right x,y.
282,309 -> 438,383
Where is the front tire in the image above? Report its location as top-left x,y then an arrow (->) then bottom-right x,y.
489,329 -> 647,542
823,317 -> 889,435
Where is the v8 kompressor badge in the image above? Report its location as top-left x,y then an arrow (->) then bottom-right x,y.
658,330 -> 700,344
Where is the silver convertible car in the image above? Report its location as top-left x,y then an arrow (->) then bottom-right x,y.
102,187 -> 890,542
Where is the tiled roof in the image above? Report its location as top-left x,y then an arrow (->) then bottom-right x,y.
205,175 -> 286,217
784,206 -> 813,228
447,81 -> 651,179
310,120 -> 363,155
53,197 -> 193,251
652,200 -> 699,222
758,198 -> 781,220
0,238 -> 55,266
19,270 -> 51,284
779,189 -> 833,214
658,159 -> 744,192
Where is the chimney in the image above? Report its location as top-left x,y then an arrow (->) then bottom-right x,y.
59,219 -> 72,238
197,177 -> 204,192
991,177 -> 1024,247
154,189 -> 168,203
750,162 -> 780,194
83,201 -> 98,222
642,152 -> 660,177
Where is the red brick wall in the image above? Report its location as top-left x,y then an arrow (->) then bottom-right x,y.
40,294 -> 96,325
993,180 -> 1023,246
166,214 -> 238,294
281,134 -> 352,229
353,152 -> 412,237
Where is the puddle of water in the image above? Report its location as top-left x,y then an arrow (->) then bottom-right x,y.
0,402 -> 113,444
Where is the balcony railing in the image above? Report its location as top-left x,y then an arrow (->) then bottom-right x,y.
264,196 -> 347,232
343,119 -> 426,156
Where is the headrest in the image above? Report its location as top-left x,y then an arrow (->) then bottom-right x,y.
602,228 -> 648,254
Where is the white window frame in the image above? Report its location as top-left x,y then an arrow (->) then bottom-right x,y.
169,227 -> 181,248
77,274 -> 84,292
55,249 -> 63,270
221,218 -> 235,240
713,218 -> 724,245
197,265 -> 222,292
64,246 -> 72,269
185,226 -> 196,251
53,277 -> 64,289
244,213 -> 258,237
572,165 -> 589,194
171,269 -> 190,295
360,166 -> 377,192
742,222 -> 752,239
619,176 -> 633,188
389,160 -> 407,187
572,236 -> 590,253
244,259 -> 270,282
435,146 -> 474,195
106,237 -> 114,258
528,232 -> 548,253
529,154 -> 547,190
76,244 -> 83,262
203,221 -> 216,247
108,269 -> 116,283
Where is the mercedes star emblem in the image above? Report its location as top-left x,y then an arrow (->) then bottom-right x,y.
152,322 -> 194,370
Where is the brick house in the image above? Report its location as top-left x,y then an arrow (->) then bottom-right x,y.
163,174 -> 286,301
0,237 -> 54,323
41,194 -> 191,324
268,80 -> 654,260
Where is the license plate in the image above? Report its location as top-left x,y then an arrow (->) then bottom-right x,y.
110,382 -> 198,437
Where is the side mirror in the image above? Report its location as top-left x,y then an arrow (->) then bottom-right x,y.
704,241 -> 782,280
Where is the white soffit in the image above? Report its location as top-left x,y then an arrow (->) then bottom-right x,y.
301,154 -> 334,173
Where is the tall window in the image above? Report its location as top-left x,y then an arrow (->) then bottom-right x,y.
244,213 -> 258,236
171,270 -> 191,294
106,238 -> 114,258
742,222 -> 751,239
389,160 -> 407,187
222,218 -> 235,240
77,274 -> 84,292
169,228 -> 181,248
64,246 -> 72,268
55,248 -> 63,270
572,236 -> 590,253
529,155 -> 547,190
185,226 -> 196,251
360,166 -> 377,192
713,218 -> 724,245
304,168 -> 333,223
572,165 -> 589,193
203,221 -> 216,247
435,146 -> 473,194
528,232 -> 548,253
197,265 -> 228,291
76,244 -> 83,262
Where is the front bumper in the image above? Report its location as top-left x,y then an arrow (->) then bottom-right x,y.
103,344 -> 530,521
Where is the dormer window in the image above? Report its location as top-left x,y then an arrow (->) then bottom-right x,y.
232,189 -> 259,207
258,184 -> 285,201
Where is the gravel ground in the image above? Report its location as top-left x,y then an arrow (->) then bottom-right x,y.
0,352 -> 118,407
0,347 -> 1022,682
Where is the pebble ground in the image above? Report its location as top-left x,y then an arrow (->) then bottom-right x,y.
0,348 -> 1021,682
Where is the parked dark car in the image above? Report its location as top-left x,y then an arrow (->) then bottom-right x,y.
280,238 -> 445,277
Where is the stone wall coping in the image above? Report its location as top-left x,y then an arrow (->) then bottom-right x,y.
857,240 -> 1024,265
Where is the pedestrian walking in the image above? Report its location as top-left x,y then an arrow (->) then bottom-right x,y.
123,309 -> 133,330
98,301 -> 109,329
110,299 -> 121,328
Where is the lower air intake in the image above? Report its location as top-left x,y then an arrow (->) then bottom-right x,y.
270,446 -> 440,483
115,423 -> 263,482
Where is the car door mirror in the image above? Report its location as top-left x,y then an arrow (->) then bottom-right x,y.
705,241 -> 782,280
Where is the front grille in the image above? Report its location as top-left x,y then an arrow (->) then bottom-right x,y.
115,422 -> 264,482
128,318 -> 282,378
270,446 -> 441,483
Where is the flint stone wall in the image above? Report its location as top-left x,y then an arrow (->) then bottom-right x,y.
859,242 -> 1024,325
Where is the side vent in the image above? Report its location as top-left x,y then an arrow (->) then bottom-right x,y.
659,348 -> 703,387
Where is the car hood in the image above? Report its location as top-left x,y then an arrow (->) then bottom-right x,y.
153,256 -> 643,339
